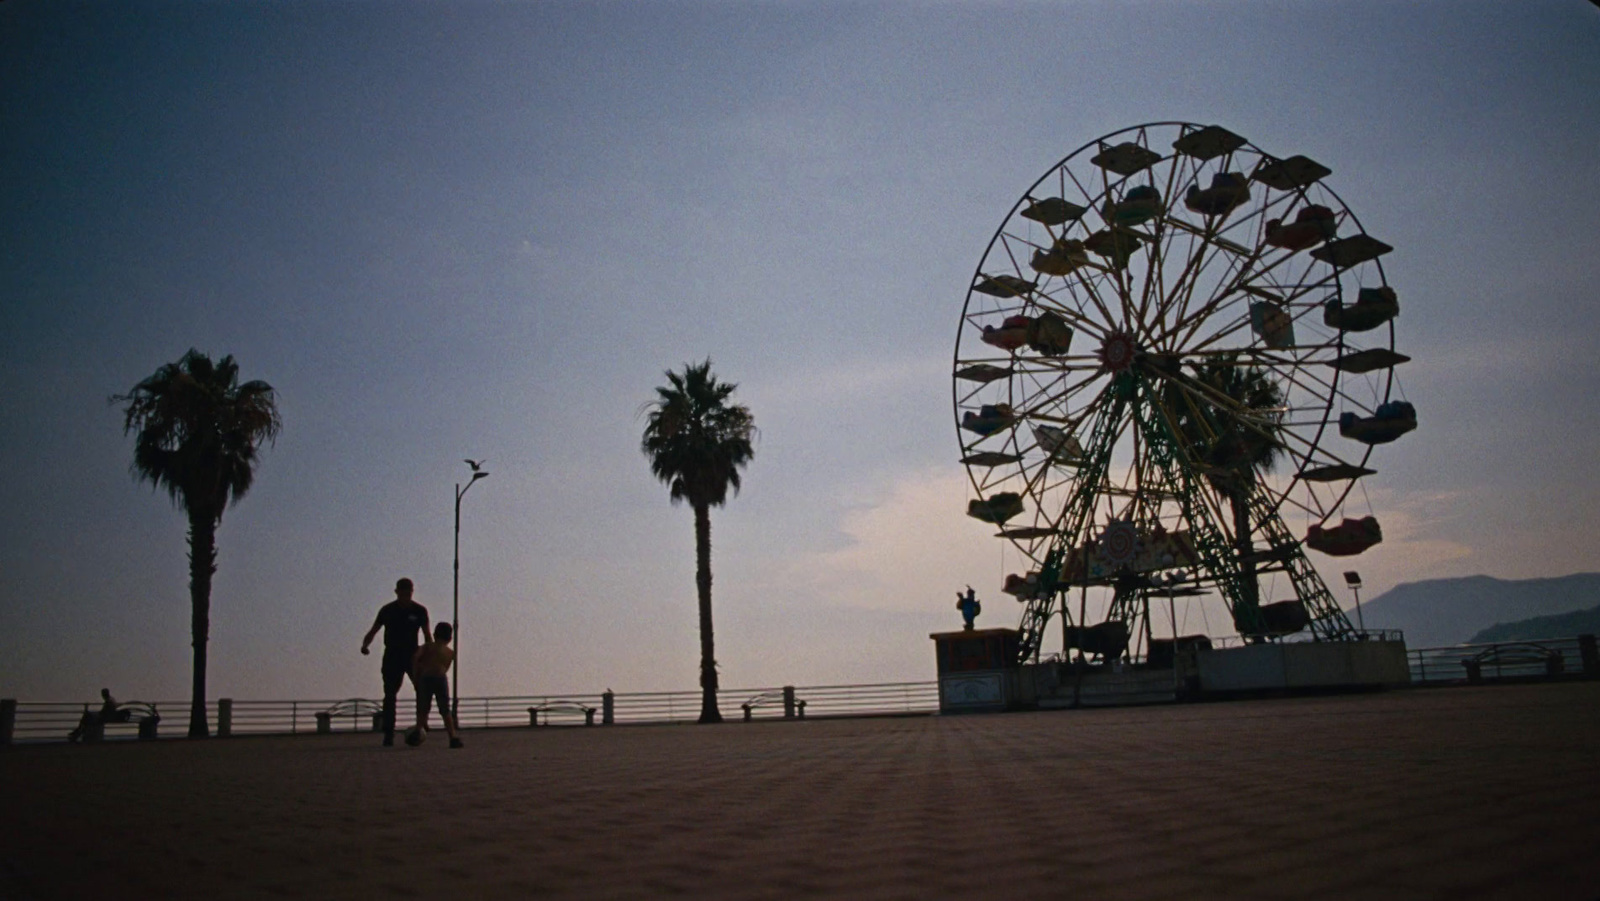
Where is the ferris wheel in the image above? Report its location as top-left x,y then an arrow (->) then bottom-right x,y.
954,123 -> 1415,663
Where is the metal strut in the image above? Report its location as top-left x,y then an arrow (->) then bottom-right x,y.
1244,491 -> 1357,640
1014,382 -> 1128,664
1131,373 -> 1265,636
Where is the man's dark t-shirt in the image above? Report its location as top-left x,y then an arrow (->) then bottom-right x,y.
375,600 -> 429,668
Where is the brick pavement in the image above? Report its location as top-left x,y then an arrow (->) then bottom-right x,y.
2,682 -> 1597,899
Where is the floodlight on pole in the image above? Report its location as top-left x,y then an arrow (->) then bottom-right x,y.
1343,570 -> 1366,635
453,460 -> 490,719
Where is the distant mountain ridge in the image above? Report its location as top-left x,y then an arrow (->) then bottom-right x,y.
1468,604 -> 1600,644
1356,573 -> 1600,649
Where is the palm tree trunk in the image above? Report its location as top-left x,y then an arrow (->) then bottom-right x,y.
187,511 -> 217,738
693,500 -> 721,724
1229,489 -> 1262,637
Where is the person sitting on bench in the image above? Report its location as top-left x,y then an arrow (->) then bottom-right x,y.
68,688 -> 131,742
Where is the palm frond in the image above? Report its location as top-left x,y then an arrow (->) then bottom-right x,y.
640,359 -> 756,509
112,349 -> 282,519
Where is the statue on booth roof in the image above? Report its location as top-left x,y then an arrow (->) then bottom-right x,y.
956,586 -> 982,631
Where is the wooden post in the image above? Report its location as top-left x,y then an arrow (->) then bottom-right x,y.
315,712 -> 332,734
217,699 -> 233,738
0,699 -> 15,746
602,690 -> 614,725
782,686 -> 796,719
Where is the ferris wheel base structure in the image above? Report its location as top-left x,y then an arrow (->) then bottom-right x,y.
932,627 -> 1410,714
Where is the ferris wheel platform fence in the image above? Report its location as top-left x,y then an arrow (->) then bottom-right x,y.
931,622 -> 1414,712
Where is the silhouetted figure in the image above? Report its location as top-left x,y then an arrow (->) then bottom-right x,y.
412,622 -> 463,749
361,578 -> 430,746
956,586 -> 982,630
67,688 -> 131,742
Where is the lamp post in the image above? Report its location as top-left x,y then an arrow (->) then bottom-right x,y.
454,459 -> 490,718
1343,570 -> 1365,636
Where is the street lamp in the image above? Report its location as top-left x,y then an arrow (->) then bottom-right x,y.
454,459 -> 490,717
1343,570 -> 1366,636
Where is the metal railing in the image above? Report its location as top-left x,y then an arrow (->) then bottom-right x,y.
1,681 -> 942,744
1408,636 -> 1593,685
5,637 -> 1593,745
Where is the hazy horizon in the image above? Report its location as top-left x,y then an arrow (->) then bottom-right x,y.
3,1 -> 1597,702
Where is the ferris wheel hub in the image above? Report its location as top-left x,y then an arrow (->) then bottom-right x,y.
1097,330 -> 1138,373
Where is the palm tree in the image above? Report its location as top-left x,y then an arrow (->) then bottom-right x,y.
1164,357 -> 1285,621
113,350 -> 281,738
640,361 -> 756,724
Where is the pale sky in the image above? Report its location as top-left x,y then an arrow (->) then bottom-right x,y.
2,1 -> 1597,702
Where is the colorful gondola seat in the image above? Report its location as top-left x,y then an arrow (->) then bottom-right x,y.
1339,401 -> 1416,445
1032,423 -> 1083,463
1002,572 -> 1044,598
1184,172 -> 1250,217
1103,185 -> 1163,227
974,274 -> 1036,298
961,403 -> 1015,436
1250,301 -> 1295,349
1026,311 -> 1073,356
1257,600 -> 1311,636
1264,205 -> 1337,251
1324,286 -> 1399,333
1031,239 -> 1089,276
967,492 -> 1025,525
1304,515 -> 1383,556
1084,228 -> 1143,269
979,315 -> 1032,351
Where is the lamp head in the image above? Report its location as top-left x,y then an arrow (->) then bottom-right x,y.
1343,571 -> 1362,587
471,470 -> 489,482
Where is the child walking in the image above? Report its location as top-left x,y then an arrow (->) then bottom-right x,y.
413,622 -> 464,748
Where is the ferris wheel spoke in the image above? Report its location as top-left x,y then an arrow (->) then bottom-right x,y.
1148,212 -> 1221,340
1166,239 -> 1272,346
1163,191 -> 1287,329
1131,156 -> 1192,326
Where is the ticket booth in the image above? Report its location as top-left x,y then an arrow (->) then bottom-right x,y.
930,628 -> 1023,713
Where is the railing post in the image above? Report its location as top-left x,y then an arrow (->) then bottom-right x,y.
218,699 -> 233,738
783,686 -> 796,719
1,699 -> 15,746
1579,634 -> 1598,676
602,690 -> 614,725
138,708 -> 160,741
85,704 -> 105,743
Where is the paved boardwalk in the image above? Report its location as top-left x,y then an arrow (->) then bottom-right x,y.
2,683 -> 1598,899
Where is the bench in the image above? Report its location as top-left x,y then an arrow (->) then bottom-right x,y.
76,701 -> 161,742
1463,643 -> 1565,684
315,699 -> 385,734
528,701 -> 596,726
740,688 -> 805,722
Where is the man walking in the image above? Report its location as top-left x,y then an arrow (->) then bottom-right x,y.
361,578 -> 430,746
